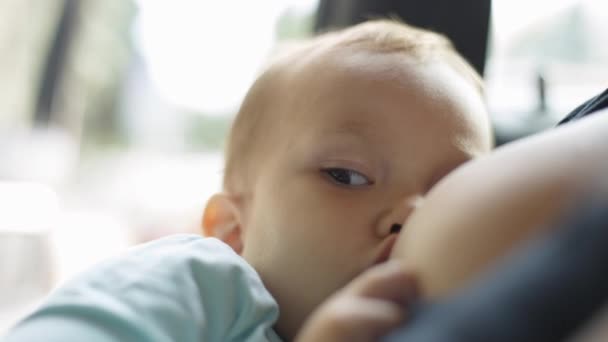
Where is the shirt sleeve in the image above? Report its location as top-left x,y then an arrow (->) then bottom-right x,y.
3,235 -> 281,342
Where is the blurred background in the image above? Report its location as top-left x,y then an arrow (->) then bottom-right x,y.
1,0 -> 606,332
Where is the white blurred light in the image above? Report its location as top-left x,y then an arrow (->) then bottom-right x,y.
51,210 -> 131,284
134,1 -> 287,114
0,127 -> 78,186
492,0 -> 579,44
0,182 -> 59,233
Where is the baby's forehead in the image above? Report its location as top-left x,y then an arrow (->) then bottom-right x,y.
279,48 -> 479,107
277,46 -> 413,82
267,50 -> 489,142
268,48 -> 471,114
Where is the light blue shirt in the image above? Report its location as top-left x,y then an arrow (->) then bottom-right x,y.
4,235 -> 282,342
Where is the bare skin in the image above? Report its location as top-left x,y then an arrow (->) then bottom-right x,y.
299,109 -> 607,341
295,261 -> 417,342
204,48 -> 491,340
392,108 -> 608,298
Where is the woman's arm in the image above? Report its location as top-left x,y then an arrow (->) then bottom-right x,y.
392,109 -> 608,298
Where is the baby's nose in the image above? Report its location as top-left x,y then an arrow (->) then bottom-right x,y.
390,223 -> 403,234
377,195 -> 424,237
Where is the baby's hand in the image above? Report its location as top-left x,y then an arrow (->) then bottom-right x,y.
295,261 -> 418,342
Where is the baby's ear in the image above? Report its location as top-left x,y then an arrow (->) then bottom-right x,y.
202,193 -> 244,254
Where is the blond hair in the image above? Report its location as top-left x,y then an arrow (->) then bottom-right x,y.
223,19 -> 484,193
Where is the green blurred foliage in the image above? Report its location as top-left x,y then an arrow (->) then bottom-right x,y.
275,7 -> 315,41
185,113 -> 232,151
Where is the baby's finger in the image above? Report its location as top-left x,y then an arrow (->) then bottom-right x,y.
346,261 -> 419,307
301,295 -> 407,342
335,297 -> 407,341
295,261 -> 420,342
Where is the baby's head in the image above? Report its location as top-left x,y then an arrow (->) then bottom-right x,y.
203,19 -> 493,339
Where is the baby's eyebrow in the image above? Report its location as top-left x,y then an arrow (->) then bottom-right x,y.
330,119 -> 375,139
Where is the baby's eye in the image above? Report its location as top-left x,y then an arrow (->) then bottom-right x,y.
322,168 -> 373,187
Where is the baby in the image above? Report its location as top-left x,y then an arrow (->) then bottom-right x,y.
202,19 -> 492,340
4,20 -> 492,342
